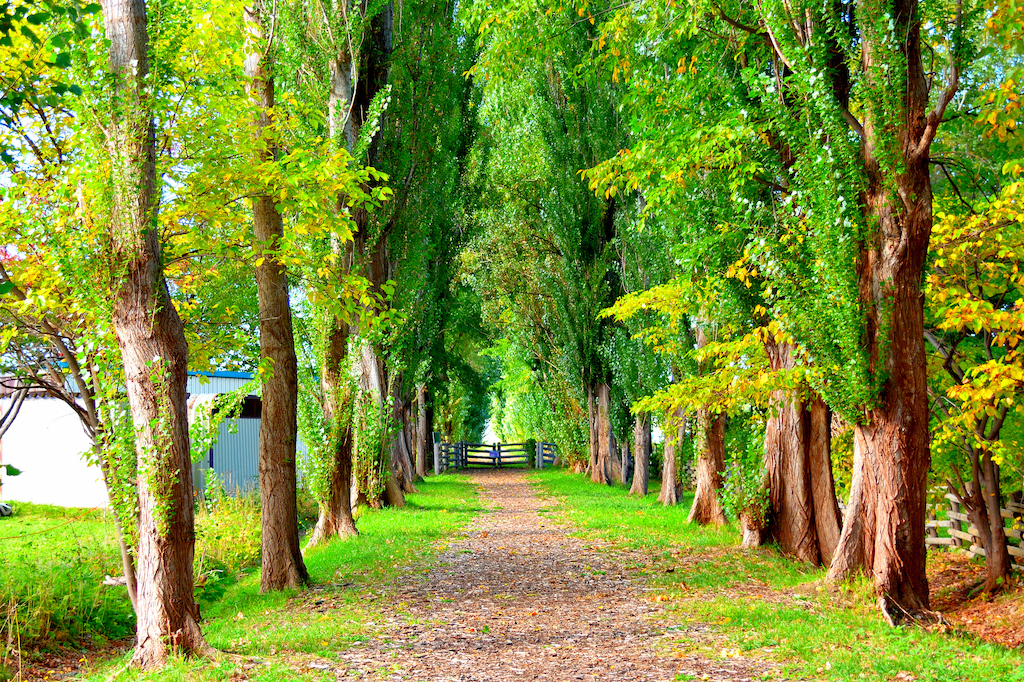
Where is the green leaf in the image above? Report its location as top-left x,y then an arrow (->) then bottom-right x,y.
20,24 -> 40,44
1,464 -> 21,476
53,52 -> 72,68
0,282 -> 13,296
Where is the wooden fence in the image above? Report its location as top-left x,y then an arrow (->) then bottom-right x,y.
924,492 -> 1024,570
437,441 -> 558,472
536,442 -> 557,468
840,491 -> 1024,570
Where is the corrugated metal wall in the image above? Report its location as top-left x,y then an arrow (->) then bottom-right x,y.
191,414 -> 313,497
210,418 -> 260,493
186,375 -> 251,396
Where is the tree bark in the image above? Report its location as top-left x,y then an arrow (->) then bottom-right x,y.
587,383 -> 598,479
99,0 -> 213,667
962,455 -> 1012,592
592,382 -> 613,484
658,410 -> 685,506
415,385 -> 428,478
688,406 -> 726,525
809,397 -> 843,565
825,0 -> 941,618
357,343 -> 405,508
306,316 -> 358,548
620,442 -> 630,486
629,413 -> 651,496
762,343 -> 842,565
245,0 -> 309,593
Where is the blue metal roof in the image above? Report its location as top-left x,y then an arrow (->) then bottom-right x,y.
188,370 -> 253,379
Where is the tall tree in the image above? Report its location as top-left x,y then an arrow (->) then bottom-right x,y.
99,0 -> 213,665
583,0 -> 973,619
244,0 -> 309,591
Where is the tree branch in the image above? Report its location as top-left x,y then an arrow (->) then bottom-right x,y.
913,0 -> 963,160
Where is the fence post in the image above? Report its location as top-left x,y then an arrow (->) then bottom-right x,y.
434,440 -> 441,476
949,494 -> 963,548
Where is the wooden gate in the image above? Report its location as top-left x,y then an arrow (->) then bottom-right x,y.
438,441 -> 557,472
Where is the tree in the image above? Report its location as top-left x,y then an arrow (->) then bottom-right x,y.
99,0 -> 213,664
583,0 -> 973,619
925,184 -> 1024,591
244,0 -> 309,591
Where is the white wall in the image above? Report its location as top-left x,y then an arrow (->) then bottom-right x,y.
0,398 -> 109,507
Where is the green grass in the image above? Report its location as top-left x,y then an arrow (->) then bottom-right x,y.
82,473 -> 481,681
0,502 -> 134,652
531,468 -> 1024,682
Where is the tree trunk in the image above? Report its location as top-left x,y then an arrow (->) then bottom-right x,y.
688,324 -> 726,525
826,1 -> 939,619
415,385 -> 428,478
763,342 -> 817,561
245,1 -> 308,592
809,397 -> 843,565
592,383 -> 613,484
99,0 -> 213,667
391,390 -> 418,493
620,442 -> 630,486
629,414 -> 651,496
356,343 -> 405,508
306,318 -> 358,548
740,513 -> 765,549
658,410 -> 685,506
962,454 -> 1012,592
688,407 -> 726,525
587,383 -> 598,478
762,343 -> 842,565
94,442 -> 138,611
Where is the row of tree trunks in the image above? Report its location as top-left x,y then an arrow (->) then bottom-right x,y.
762,343 -> 842,565
245,0 -> 309,593
629,414 -> 651,496
99,0 -> 213,667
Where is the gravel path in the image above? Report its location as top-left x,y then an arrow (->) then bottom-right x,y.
333,468 -> 769,681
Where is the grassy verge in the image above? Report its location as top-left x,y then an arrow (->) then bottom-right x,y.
532,468 -> 1024,682
83,473 -> 480,681
0,503 -> 134,656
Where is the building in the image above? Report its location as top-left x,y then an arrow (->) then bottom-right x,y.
0,371 -> 271,507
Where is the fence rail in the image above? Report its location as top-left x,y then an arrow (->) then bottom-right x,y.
437,441 -> 558,472
923,493 -> 1024,569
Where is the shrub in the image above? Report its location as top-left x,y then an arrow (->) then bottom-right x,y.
194,487 -> 262,605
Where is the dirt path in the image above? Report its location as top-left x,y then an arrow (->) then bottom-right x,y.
333,468 -> 768,681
